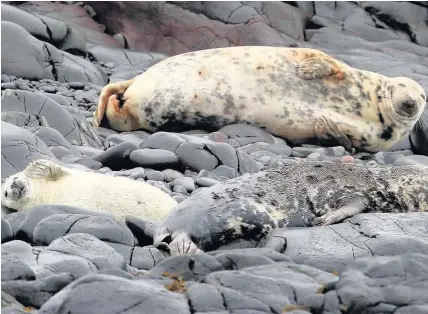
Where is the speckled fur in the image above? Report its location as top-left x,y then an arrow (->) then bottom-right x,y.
154,161 -> 428,256
1,159 -> 178,222
94,46 -> 426,153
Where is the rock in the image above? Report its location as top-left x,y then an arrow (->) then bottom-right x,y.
141,132 -> 186,151
47,233 -> 126,271
91,142 -> 138,170
196,176 -> 220,187
32,214 -> 135,246
171,177 -> 196,193
3,211 -> 26,238
1,291 -> 35,313
15,205 -> 112,243
236,149 -> 262,174
1,21 -> 106,85
240,142 -> 292,156
125,216 -> 158,246
393,155 -> 428,166
1,248 -> 36,281
130,246 -> 168,270
106,131 -> 149,146
162,169 -> 184,182
2,273 -> 75,309
176,142 -> 219,172
38,273 -> 190,314
145,170 -> 165,181
1,218 -> 13,243
207,165 -> 238,179
292,146 -> 346,158
1,121 -> 56,181
280,213 -> 428,273
172,185 -> 188,195
130,149 -> 180,169
2,90 -> 104,148
205,142 -> 239,171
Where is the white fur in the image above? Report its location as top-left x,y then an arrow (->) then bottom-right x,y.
1,161 -> 178,222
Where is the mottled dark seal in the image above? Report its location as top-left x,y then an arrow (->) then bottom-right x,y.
152,161 -> 428,256
94,46 -> 426,152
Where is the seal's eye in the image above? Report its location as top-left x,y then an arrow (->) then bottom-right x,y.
399,99 -> 417,116
4,191 -> 8,198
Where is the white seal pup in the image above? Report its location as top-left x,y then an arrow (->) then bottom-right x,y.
93,46 -> 426,153
152,161 -> 428,256
1,159 -> 178,222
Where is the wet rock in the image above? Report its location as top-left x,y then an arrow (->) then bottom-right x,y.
130,149 -> 180,169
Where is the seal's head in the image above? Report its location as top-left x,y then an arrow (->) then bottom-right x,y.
1,172 -> 31,211
383,77 -> 426,125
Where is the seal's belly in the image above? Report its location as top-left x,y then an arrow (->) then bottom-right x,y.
138,47 -> 371,141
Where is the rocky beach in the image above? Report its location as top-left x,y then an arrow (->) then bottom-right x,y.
1,1 -> 428,313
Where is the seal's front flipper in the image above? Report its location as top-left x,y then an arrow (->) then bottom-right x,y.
312,198 -> 366,226
314,115 -> 353,151
296,57 -> 344,80
94,78 -> 135,127
169,232 -> 203,256
24,159 -> 68,181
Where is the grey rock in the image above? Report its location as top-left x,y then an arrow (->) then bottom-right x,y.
74,145 -> 104,157
207,165 -> 238,179
69,82 -> 85,89
15,205 -> 112,243
130,246 -> 168,270
2,273 -> 74,309
1,21 -> 106,85
205,142 -> 239,171
196,177 -> 220,187
2,291 -> 35,314
141,131 -> 186,151
240,142 -> 292,156
281,213 -> 428,273
1,249 -> 36,281
32,214 -> 135,246
91,142 -> 138,170
48,233 -> 126,271
130,149 -> 180,169
74,89 -> 98,103
106,131 -> 149,146
1,121 -> 56,182
375,151 -> 413,165
292,146 -> 346,158
172,185 -> 188,195
162,169 -> 184,182
145,170 -> 165,181
236,149 -> 261,174
171,177 -> 196,192
176,142 -> 218,172
2,90 -> 104,148
38,274 -> 189,314
172,195 -> 186,203
1,217 -> 13,243
393,154 -> 428,166
125,216 -> 158,246
3,211 -> 26,238
1,82 -> 16,89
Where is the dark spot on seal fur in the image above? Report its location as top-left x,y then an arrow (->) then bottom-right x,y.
256,65 -> 264,70
117,93 -> 125,108
223,94 -> 235,115
380,125 -> 393,140
144,105 -> 154,116
399,83 -> 406,87
378,111 -> 385,125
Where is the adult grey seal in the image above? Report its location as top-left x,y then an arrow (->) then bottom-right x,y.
93,46 -> 426,152
1,159 -> 178,222
152,161 -> 428,256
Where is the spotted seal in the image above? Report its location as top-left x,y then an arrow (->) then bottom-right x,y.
94,46 -> 426,152
152,161 -> 428,256
1,159 -> 178,221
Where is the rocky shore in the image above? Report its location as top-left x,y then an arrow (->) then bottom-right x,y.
1,1 -> 428,313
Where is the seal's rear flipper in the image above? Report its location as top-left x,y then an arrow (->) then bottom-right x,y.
24,159 -> 68,181
312,198 -> 366,226
296,57 -> 344,80
94,78 -> 135,127
166,232 -> 203,256
314,115 -> 353,151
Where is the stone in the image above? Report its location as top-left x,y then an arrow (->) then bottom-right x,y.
130,149 -> 180,169
106,131 -> 149,146
207,165 -> 238,179
196,177 -> 220,187
176,143 -> 218,172
130,246 -> 168,270
140,132 -> 186,151
32,214 -> 135,246
162,169 -> 184,182
204,142 -> 239,171
1,121 -> 56,181
171,177 -> 196,192
2,273 -> 75,309
393,155 -> 428,166
145,170 -> 165,181
292,146 -> 346,158
91,142 -> 138,170
2,217 -> 14,243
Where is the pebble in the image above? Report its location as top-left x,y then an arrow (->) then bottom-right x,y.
145,170 -> 165,181
39,85 -> 57,93
1,82 -> 16,89
196,177 -> 220,187
162,169 -> 184,182
129,149 -> 180,168
207,165 -> 237,179
171,176 -> 196,192
172,185 -> 188,195
292,146 -> 346,158
172,195 -> 187,203
69,82 -> 85,89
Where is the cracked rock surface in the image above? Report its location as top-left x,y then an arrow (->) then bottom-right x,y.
1,1 -> 428,312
